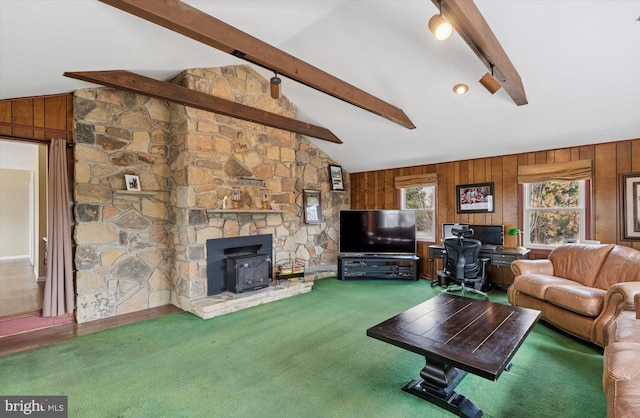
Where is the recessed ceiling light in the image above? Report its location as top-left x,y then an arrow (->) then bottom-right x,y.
453,84 -> 469,95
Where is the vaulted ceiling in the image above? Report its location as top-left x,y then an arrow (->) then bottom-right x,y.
2,1 -> 640,173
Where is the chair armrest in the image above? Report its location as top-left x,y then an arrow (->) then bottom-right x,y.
479,257 -> 490,280
511,259 -> 553,276
593,282 -> 640,346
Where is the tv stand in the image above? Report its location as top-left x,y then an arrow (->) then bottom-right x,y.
338,254 -> 419,281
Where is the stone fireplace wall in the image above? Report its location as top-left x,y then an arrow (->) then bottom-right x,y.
72,65 -> 348,323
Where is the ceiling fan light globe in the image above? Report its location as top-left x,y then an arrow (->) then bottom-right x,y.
429,14 -> 453,41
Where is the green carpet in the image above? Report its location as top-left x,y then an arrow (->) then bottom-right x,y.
0,278 -> 605,417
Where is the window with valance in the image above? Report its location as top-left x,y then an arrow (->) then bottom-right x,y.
518,160 -> 592,248
395,173 -> 437,242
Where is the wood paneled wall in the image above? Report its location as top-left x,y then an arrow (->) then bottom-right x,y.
0,94 -> 73,141
350,138 -> 640,284
0,93 -> 75,179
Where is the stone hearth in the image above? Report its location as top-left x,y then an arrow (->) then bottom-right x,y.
191,280 -> 313,320
190,265 -> 336,319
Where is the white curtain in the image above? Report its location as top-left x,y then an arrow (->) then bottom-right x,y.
43,138 -> 74,317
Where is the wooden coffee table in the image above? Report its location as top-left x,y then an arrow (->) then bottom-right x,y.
367,293 -> 540,418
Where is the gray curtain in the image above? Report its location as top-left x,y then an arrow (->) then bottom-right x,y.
43,138 -> 74,317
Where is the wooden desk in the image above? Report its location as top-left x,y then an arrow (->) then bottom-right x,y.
428,244 -> 530,287
367,293 -> 540,418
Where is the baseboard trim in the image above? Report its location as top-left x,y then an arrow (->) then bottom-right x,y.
0,255 -> 30,261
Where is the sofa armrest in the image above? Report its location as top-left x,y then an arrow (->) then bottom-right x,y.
511,259 -> 554,276
636,293 -> 640,320
593,282 -> 640,346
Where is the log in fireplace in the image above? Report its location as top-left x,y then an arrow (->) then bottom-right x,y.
206,234 -> 273,295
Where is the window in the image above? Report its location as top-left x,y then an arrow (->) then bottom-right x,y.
401,185 -> 435,241
524,180 -> 586,248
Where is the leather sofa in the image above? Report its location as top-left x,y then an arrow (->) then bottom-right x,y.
508,243 -> 640,347
603,293 -> 640,417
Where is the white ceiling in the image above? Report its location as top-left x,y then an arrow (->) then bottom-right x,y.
2,1 -> 640,173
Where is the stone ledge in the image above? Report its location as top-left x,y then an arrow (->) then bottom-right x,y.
304,264 -> 337,281
189,280 -> 313,320
113,190 -> 159,196
206,209 -> 285,214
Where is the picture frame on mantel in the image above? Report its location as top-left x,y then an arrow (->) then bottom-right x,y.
303,190 -> 323,224
456,182 -> 495,214
328,164 -> 345,191
621,173 -> 640,240
125,174 -> 141,192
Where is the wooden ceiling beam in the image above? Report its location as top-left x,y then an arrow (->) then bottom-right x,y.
63,70 -> 342,144
432,0 -> 528,106
98,0 -> 416,129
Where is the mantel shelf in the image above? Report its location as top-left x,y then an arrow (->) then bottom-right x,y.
114,190 -> 159,196
237,177 -> 266,184
206,209 -> 285,214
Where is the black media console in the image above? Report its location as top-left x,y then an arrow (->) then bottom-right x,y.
338,255 -> 419,281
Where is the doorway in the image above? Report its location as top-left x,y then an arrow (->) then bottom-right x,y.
0,140 -> 47,318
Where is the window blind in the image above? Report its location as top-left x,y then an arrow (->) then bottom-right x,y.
394,173 -> 437,189
517,159 -> 592,184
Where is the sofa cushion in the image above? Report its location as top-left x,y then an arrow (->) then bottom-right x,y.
604,342 -> 640,386
548,243 -> 614,286
594,245 -> 640,290
512,274 -> 578,299
604,342 -> 640,418
545,285 -> 605,317
608,384 -> 640,418
613,318 -> 640,344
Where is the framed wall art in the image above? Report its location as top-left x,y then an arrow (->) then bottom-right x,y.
456,182 -> 495,214
621,173 -> 640,240
125,174 -> 141,192
328,164 -> 345,191
303,190 -> 323,224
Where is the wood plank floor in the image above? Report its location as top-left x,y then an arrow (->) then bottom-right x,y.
0,259 -> 43,316
0,305 -> 182,357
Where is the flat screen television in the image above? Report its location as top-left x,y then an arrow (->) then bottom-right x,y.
339,210 -> 416,255
469,224 -> 504,246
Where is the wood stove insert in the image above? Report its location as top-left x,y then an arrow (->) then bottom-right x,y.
226,253 -> 271,293
206,234 -> 273,295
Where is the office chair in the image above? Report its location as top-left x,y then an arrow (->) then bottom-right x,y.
438,226 -> 490,300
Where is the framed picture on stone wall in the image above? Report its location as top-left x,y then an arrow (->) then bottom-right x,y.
329,164 -> 345,191
303,190 -> 323,224
125,174 -> 141,192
